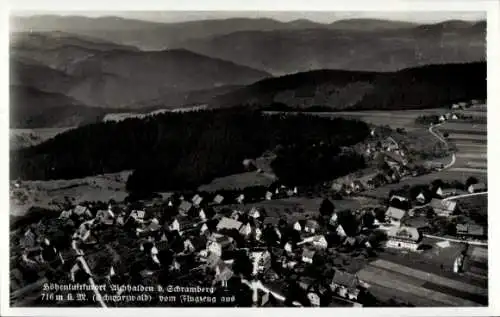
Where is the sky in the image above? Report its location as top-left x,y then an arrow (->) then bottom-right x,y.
11,11 -> 486,24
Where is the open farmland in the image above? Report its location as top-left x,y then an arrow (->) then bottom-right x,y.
9,171 -> 131,216
270,109 -> 449,131
359,258 -> 488,307
198,171 -> 276,192
10,127 -> 75,150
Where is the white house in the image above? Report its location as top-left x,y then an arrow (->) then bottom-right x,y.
169,219 -> 180,232
293,221 -> 302,232
200,223 -> 209,235
336,224 -> 347,238
265,191 -> 273,200
199,209 -> 207,221
284,242 -> 293,253
239,223 -> 253,237
468,183 -> 487,194
249,207 -> 260,219
385,207 -> 406,226
439,115 -> 446,122
312,235 -> 328,249
385,226 -> 420,251
329,213 -> 338,226
213,195 -> 224,205
331,270 -> 361,301
301,248 -> 315,264
236,194 -> 245,204
192,194 -> 203,207
207,240 -> 222,257
416,192 -> 426,204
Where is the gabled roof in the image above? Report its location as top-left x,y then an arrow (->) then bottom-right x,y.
332,270 -> 358,290
74,205 -> 90,216
213,195 -> 224,204
216,217 -> 243,231
302,248 -> 315,258
179,201 -> 193,212
192,194 -> 203,206
387,226 -> 420,242
390,195 -> 409,202
386,207 -> 406,220
469,183 -> 487,191
305,220 -> 319,229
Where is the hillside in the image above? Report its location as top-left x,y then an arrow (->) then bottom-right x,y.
10,32 -> 139,71
329,18 -> 418,30
209,62 -> 486,110
11,109 -> 369,192
177,22 -> 485,75
11,36 -> 271,109
10,85 -> 110,128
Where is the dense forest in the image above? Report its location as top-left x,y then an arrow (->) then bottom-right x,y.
210,62 -> 486,111
11,108 -> 369,192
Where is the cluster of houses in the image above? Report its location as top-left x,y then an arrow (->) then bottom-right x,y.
15,189 -> 374,307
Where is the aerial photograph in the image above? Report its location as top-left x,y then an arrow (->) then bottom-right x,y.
8,10 -> 487,308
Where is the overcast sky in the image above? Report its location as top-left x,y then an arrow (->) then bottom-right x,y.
12,11 -> 486,24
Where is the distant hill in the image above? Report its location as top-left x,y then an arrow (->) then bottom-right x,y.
209,62 -> 486,111
10,85 -> 110,128
11,36 -> 271,109
58,49 -> 270,108
329,18 -> 418,30
179,21 -> 485,75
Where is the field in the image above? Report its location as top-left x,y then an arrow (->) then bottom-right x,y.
452,194 -> 488,216
358,257 -> 488,307
438,105 -> 487,176
198,171 -> 276,192
10,127 -> 75,150
10,171 -> 131,216
270,108 -> 449,131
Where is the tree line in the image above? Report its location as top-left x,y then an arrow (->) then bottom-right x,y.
11,108 -> 369,193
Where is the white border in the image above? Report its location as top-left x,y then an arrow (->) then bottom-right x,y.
1,1 -> 499,316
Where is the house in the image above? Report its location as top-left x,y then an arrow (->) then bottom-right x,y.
468,183 -> 487,194
304,220 -> 319,234
343,236 -> 356,247
385,207 -> 407,226
292,220 -> 302,232
20,228 -> 36,249
336,224 -> 347,238
416,192 -> 426,204
439,115 -> 446,122
73,205 -> 93,219
456,223 -> 486,237
312,235 -> 328,249
390,195 -> 409,204
451,114 -> 459,120
250,250 -> 271,275
213,194 -> 224,205
198,209 -> 207,221
445,113 -> 451,120
301,248 -> 315,264
386,226 -> 420,251
191,194 -> 203,207
129,210 -> 146,222
284,241 -> 293,253
331,270 -> 361,301
239,222 -> 253,237
217,217 -> 243,232
429,199 -> 457,217
435,187 -> 444,196
331,182 -> 344,193
183,239 -> 195,253
169,218 -> 181,232
230,210 -> 243,220
451,104 -> 460,109
59,210 -> 72,219
236,194 -> 245,204
179,201 -> 193,215
329,213 -> 338,226
214,261 -> 233,287
96,209 -> 115,225
351,180 -> 364,192
265,191 -> 273,200
248,207 -> 261,219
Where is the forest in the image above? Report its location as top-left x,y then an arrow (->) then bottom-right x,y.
11,108 -> 370,192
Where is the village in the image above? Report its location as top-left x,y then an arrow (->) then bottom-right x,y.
9,100 -> 488,308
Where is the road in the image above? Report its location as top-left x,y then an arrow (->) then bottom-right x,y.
429,122 -> 456,170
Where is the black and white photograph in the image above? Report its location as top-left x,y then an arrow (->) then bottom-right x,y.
2,0 -> 498,315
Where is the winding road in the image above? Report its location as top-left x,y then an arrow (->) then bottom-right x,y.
429,123 -> 456,170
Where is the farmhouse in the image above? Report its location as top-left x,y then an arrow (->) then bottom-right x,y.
216,217 -> 243,233
304,220 -> 320,234
385,207 -> 406,226
213,194 -> 224,204
331,270 -> 361,301
430,199 -> 457,217
386,226 -> 420,251
416,192 -> 427,204
302,248 -> 315,264
468,183 -> 487,194
179,201 -> 193,215
456,223 -> 486,238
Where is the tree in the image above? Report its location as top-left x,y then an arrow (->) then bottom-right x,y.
466,176 -> 479,188
319,198 -> 335,217
232,251 -> 253,279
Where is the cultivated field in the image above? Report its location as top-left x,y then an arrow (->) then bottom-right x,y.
10,127 -> 75,150
359,258 -> 488,307
198,171 -> 276,192
9,171 -> 132,216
